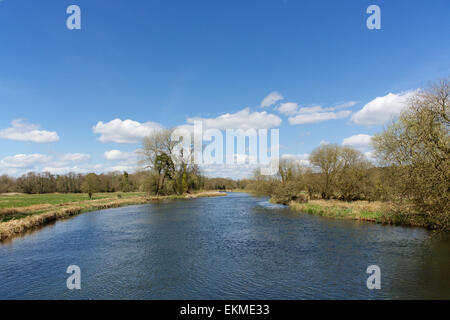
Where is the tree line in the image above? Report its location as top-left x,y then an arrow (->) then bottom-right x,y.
0,170 -> 248,195
246,80 -> 449,231
0,129 -> 245,196
0,171 -> 144,195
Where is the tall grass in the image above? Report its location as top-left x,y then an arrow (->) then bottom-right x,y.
289,199 -> 430,228
290,200 -> 386,223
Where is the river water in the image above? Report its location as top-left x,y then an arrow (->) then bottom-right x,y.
0,193 -> 449,299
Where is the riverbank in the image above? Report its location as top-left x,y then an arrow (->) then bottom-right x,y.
288,199 -> 430,228
0,191 -> 226,241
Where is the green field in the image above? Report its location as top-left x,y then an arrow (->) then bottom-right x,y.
0,191 -> 225,240
0,192 -> 146,209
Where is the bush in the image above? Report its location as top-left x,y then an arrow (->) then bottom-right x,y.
271,181 -> 304,205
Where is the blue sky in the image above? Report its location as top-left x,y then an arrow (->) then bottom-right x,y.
0,0 -> 449,178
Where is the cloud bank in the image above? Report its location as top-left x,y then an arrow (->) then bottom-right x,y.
288,110 -> 352,125
351,90 -> 418,125
187,108 -> 282,130
0,119 -> 59,143
93,119 -> 164,144
0,153 -> 94,176
342,134 -> 373,149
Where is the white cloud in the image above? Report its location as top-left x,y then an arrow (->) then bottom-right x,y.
42,164 -> 104,175
288,110 -> 352,125
200,163 -> 259,179
281,153 -> 310,166
333,101 -> 359,110
341,134 -> 376,162
342,134 -> 373,149
364,151 -> 376,162
0,150 -> 140,176
351,90 -> 418,125
104,150 -> 134,161
0,119 -> 59,143
276,102 -> 355,125
200,151 -> 281,179
59,153 -> 91,163
0,153 -> 95,176
277,101 -> 358,118
104,165 -> 136,173
103,150 -> 140,175
277,102 -> 299,116
40,162 -> 137,175
93,119 -> 164,144
0,154 -> 53,169
104,149 -> 138,168
297,105 -> 324,114
260,91 -> 283,108
187,108 -> 282,130
46,153 -> 92,170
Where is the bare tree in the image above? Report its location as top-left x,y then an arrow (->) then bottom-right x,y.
309,144 -> 341,199
139,129 -> 201,195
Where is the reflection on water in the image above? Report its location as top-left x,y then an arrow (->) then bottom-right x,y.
0,193 -> 449,300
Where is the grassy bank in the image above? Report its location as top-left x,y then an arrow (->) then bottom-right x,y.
0,191 -> 226,242
288,199 -> 428,228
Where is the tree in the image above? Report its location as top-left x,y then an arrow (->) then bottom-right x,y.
140,129 -> 177,170
308,145 -> 374,201
181,167 -> 188,194
154,153 -> 175,195
303,168 -> 321,199
140,129 -> 202,195
335,147 -> 372,201
0,175 -> 17,193
82,173 -> 100,199
278,159 -> 295,183
120,171 -> 131,192
141,129 -> 177,194
309,144 -> 341,199
373,80 -> 449,230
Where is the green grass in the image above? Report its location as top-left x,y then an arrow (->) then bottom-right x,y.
359,210 -> 383,221
0,191 -> 226,241
0,192 -> 146,209
289,200 -> 385,223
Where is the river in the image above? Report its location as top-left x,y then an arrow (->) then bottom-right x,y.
0,193 -> 449,299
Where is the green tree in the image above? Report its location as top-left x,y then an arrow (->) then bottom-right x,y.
82,173 -> 101,199
140,129 -> 203,195
120,171 -> 131,192
155,153 -> 175,195
309,144 -> 341,199
181,165 -> 188,194
373,80 -> 449,230
335,147 -> 372,201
